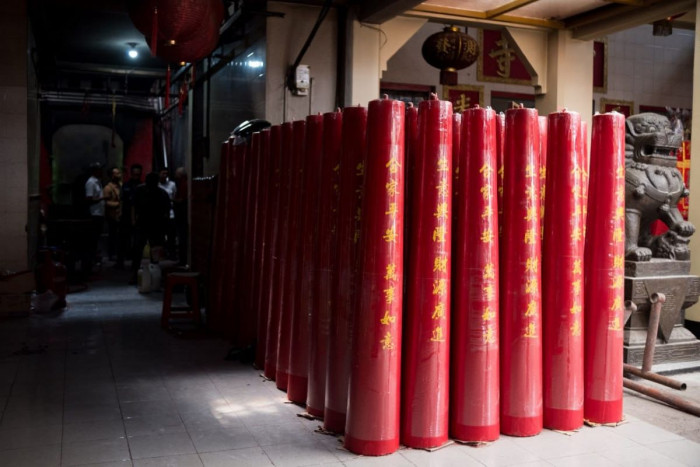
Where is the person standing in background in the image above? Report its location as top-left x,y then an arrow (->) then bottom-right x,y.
84,162 -> 105,277
103,167 -> 123,268
158,168 -> 177,260
173,167 -> 188,266
121,164 -> 142,268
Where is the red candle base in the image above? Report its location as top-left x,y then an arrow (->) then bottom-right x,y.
323,408 -> 345,434
501,415 -> 542,437
401,434 -> 448,449
287,375 -> 307,404
275,372 -> 288,391
344,436 -> 398,457
584,399 -> 623,424
264,362 -> 276,381
451,423 -> 499,442
544,408 -> 584,431
307,405 -> 324,419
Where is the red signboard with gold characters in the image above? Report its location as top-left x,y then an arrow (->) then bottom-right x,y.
442,85 -> 484,113
477,29 -> 532,85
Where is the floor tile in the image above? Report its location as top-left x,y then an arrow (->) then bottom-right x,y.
598,444 -> 686,467
342,451 -> 415,466
188,425 -> 259,453
128,431 -> 197,459
399,443 -> 484,466
263,441 -> 341,467
0,444 -> 61,467
462,436 -> 541,466
646,438 -> 700,465
62,437 -> 131,466
64,402 -> 123,424
610,418 -> 685,445
122,399 -> 177,419
63,419 -> 126,443
199,447 -> 274,467
77,461 -> 133,467
249,420 -> 319,446
548,453 -> 619,467
132,454 -> 203,467
124,414 -> 187,437
117,382 -> 170,403
0,423 -> 62,450
511,429 -> 596,460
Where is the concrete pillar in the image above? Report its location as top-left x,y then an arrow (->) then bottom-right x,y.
685,1 -> 700,323
0,0 -> 28,271
535,29 -> 593,133
345,15 -> 382,107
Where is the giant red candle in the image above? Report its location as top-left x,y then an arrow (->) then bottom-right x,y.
538,116 -> 548,231
584,111 -> 625,424
307,111 -> 342,416
401,95 -> 452,448
264,122 -> 294,380
276,120 -> 306,390
451,106 -> 500,442
496,112 -> 505,239
287,115 -> 322,404
500,106 -> 542,437
345,97 -> 405,456
542,110 -> 584,431
255,126 -> 280,370
324,106 -> 367,433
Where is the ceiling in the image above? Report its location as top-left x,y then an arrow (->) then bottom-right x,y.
28,0 -> 697,99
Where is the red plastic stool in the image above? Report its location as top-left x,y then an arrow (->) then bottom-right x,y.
162,272 -> 202,329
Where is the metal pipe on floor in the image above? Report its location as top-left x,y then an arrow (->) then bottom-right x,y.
622,364 -> 687,391
623,378 -> 700,417
642,292 -> 665,372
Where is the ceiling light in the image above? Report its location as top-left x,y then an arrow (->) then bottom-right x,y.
247,60 -> 263,68
127,42 -> 138,59
169,39 -> 176,45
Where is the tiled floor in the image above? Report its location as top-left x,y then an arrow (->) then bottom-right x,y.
1,272 -> 699,466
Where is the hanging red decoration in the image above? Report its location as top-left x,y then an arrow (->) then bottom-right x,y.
421,26 -> 479,85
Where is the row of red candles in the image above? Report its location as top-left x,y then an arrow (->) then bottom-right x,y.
207,95 -> 626,456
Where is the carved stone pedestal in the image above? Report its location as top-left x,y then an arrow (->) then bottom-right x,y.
624,259 -> 700,365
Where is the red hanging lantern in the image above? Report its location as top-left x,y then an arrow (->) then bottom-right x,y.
422,26 -> 479,85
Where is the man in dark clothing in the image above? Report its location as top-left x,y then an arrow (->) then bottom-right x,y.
129,172 -> 171,284
121,164 -> 143,268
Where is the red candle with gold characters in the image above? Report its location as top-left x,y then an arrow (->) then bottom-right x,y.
345,96 -> 405,456
451,105 -> 500,442
538,116 -> 548,231
542,110 -> 584,431
276,120 -> 307,390
287,115 -> 322,403
500,106 -> 542,437
253,129 -> 271,369
496,112 -> 505,239
401,94 -> 452,448
307,111 -> 343,416
584,111 -> 625,424
256,126 -> 281,370
451,112 -> 462,228
324,106 -> 367,433
264,122 -> 293,380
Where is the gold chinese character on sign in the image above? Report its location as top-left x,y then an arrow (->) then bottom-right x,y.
482,306 -> 495,321
484,325 -> 495,344
524,228 -> 536,245
432,303 -> 445,320
489,37 -> 516,79
432,278 -> 447,296
525,300 -> 537,317
383,227 -> 397,243
383,286 -> 394,304
481,229 -> 493,244
570,320 -> 581,336
523,322 -> 537,338
453,93 -> 471,113
433,256 -> 448,273
525,257 -> 538,273
381,332 -> 395,349
385,263 -> 396,281
435,202 -> 448,220
380,310 -> 396,325
385,179 -> 399,196
430,326 -> 446,342
432,225 -> 446,243
483,263 -> 495,280
386,157 -> 401,174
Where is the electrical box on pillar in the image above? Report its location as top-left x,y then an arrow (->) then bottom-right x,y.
291,65 -> 310,96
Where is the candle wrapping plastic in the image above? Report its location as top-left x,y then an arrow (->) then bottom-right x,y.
451,106 -> 500,442
264,122 -> 294,380
276,119 -> 307,390
402,95 -> 452,448
584,111 -> 625,424
345,97 -> 405,456
287,116 -> 322,403
307,111 -> 343,416
500,106 -> 543,437
542,110 -> 584,431
256,126 -> 281,370
324,106 -> 367,433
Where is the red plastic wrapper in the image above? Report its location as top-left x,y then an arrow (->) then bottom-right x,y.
401,95 -> 452,448
307,111 -> 343,416
345,97 -> 405,456
276,120 -> 307,390
542,111 -> 584,431
287,116 -> 323,403
500,107 -> 543,437
255,127 -> 279,370
264,122 -> 294,380
584,111 -> 625,424
451,106 -> 500,442
324,106 -> 367,433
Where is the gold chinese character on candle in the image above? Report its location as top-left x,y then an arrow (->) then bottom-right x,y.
482,205 -> 492,219
385,179 -> 399,196
432,226 -> 446,243
608,316 -> 621,331
573,259 -> 582,275
613,227 -> 623,242
480,185 -> 490,200
385,202 -> 397,216
433,256 -> 448,273
479,163 -> 493,177
524,207 -> 536,221
611,276 -> 623,288
483,284 -> 494,300
482,306 -> 495,321
483,325 -> 495,344
525,279 -> 537,295
524,228 -> 536,245
571,227 -> 582,241
383,286 -> 395,304
432,278 -> 447,296
383,227 -> 397,243
381,332 -> 395,350
525,163 -> 535,178
386,156 -> 401,174
434,202 -> 448,220
525,257 -> 538,273
432,303 -> 445,320
356,162 -> 364,176
430,326 -> 445,342
483,263 -> 495,280
613,255 -> 624,269
525,300 -> 537,317
570,304 -> 582,315
380,310 -> 396,325
437,157 -> 449,172
523,322 -> 537,338
480,229 -> 493,244
570,320 -> 581,336
384,263 -> 396,281
611,296 -> 622,311
436,179 -> 449,197
573,279 -> 581,294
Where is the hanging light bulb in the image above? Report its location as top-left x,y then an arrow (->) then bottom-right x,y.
127,42 -> 138,59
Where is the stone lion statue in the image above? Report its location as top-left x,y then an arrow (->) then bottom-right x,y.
624,112 -> 694,261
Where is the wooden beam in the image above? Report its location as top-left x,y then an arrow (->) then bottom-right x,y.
603,0 -> 647,5
485,0 -> 541,19
407,4 -> 563,30
359,0 -> 424,24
